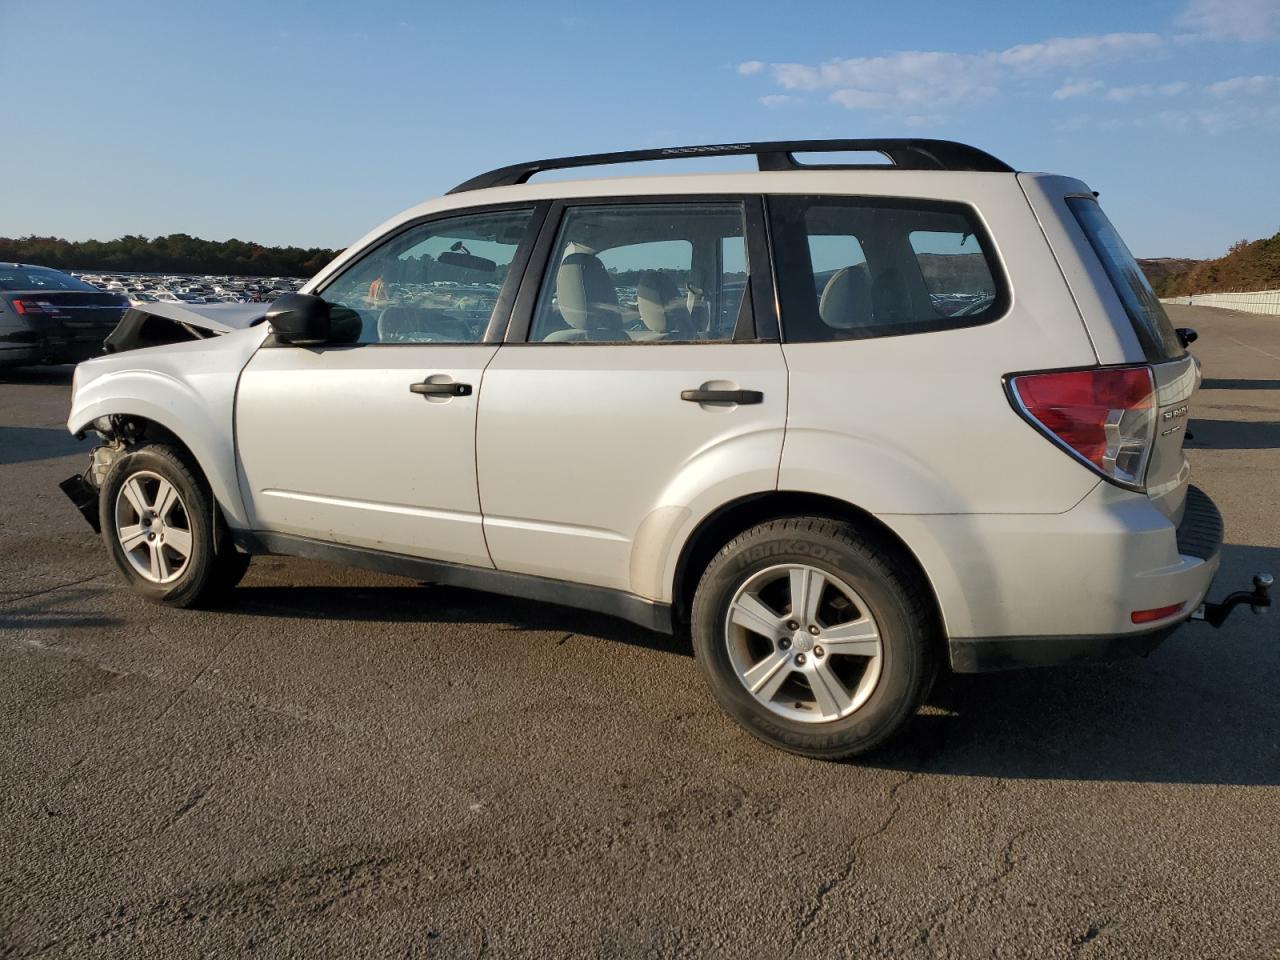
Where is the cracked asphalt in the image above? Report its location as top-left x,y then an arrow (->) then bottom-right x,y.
2,304 -> 1278,958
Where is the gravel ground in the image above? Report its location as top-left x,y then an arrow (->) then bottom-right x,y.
1,304 -> 1277,958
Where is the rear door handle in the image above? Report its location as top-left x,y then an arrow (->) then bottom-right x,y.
680,388 -> 763,404
410,380 -> 472,397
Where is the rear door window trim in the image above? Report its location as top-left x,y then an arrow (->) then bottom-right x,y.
765,194 -> 1011,344
504,194 -> 779,345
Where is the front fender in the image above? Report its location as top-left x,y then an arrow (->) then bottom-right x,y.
66,330 -> 265,529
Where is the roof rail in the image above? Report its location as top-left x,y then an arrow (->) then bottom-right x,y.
448,138 -> 1013,193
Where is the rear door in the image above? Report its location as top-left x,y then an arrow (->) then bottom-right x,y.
235,204 -> 542,565
475,197 -> 787,598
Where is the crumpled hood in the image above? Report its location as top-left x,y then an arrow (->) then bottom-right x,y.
126,301 -> 268,332
102,301 -> 270,355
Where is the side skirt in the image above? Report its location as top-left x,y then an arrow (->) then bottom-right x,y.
232,530 -> 674,635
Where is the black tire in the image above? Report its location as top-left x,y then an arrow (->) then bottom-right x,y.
690,517 -> 937,759
98,443 -> 249,607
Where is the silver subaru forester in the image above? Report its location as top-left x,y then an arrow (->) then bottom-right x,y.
62,139 -> 1270,758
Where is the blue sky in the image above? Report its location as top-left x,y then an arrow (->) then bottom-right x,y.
2,0 -> 1277,258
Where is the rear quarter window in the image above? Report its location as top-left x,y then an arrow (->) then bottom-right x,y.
768,196 -> 1006,343
1066,197 -> 1184,363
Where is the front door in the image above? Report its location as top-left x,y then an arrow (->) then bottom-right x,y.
476,198 -> 788,598
235,205 -> 541,566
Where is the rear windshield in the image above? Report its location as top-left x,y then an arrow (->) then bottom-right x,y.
1066,197 -> 1183,363
0,266 -> 100,292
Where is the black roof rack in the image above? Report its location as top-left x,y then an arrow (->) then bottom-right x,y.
448,138 -> 1012,193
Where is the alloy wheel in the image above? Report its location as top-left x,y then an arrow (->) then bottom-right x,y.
113,470 -> 193,584
725,563 -> 884,723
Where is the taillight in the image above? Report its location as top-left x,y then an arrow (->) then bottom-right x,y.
1008,365 -> 1156,490
11,299 -> 49,316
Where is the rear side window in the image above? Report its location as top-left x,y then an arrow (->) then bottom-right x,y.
0,267 -> 99,292
769,196 -> 1005,343
1066,197 -> 1183,363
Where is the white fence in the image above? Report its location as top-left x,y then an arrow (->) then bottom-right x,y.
1160,290 -> 1280,315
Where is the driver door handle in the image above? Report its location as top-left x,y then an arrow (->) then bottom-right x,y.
680,388 -> 763,405
410,380 -> 472,397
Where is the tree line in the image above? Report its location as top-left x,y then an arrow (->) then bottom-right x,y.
1143,229 -> 1280,297
0,234 -> 342,278
1157,231 -> 1280,297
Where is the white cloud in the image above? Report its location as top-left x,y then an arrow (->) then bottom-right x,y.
1153,101 -> 1280,132
1207,73 -> 1280,95
1177,0 -> 1280,40
1057,100 -> 1280,135
745,32 -> 1166,113
1053,79 -> 1105,99
995,32 -> 1164,70
903,114 -> 948,128
1104,81 -> 1191,100
758,94 -> 801,108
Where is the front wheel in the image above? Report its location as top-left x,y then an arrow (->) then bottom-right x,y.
691,517 -> 937,759
99,443 -> 248,607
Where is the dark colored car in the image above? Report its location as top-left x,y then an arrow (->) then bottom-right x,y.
0,264 -> 128,368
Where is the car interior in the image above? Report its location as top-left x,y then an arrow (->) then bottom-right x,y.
529,204 -> 749,343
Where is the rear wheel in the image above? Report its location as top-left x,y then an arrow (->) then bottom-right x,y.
99,444 -> 248,607
691,517 -> 936,759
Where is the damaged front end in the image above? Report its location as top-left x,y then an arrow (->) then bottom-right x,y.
102,301 -> 267,354
59,416 -> 147,533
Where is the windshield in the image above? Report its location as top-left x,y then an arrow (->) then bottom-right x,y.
0,266 -> 102,293
1067,197 -> 1183,363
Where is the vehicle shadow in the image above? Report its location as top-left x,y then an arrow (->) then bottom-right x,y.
229,584 -> 689,658
1201,378 -> 1280,391
229,542 -> 1278,786
0,365 -> 76,386
1185,419 -> 1280,451
874,541 -> 1280,787
0,426 -> 83,465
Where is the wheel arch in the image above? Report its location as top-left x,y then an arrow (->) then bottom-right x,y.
670,491 -> 947,643
70,396 -> 248,531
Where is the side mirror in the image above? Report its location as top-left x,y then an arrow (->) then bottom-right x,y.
1176,327 -> 1198,348
267,293 -> 331,345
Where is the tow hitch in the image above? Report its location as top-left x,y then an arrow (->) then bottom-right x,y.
1192,573 -> 1273,628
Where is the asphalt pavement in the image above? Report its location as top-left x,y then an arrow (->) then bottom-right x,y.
1,304 -> 1277,958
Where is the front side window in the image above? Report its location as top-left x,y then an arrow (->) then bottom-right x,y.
1066,197 -> 1183,363
769,196 -> 1005,343
319,207 -> 535,344
528,203 -> 749,343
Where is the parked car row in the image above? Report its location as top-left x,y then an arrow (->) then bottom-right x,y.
1,264 -> 307,368
75,271 -> 305,305
0,263 -> 131,367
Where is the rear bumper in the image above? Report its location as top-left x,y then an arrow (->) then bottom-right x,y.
37,330 -> 112,364
1,318 -> 112,365
950,623 -> 1179,673
0,344 -> 41,367
891,483 -> 1226,673
947,484 -> 1223,673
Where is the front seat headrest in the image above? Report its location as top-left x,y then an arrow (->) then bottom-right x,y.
819,265 -> 873,330
556,252 -> 620,331
636,271 -> 692,337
